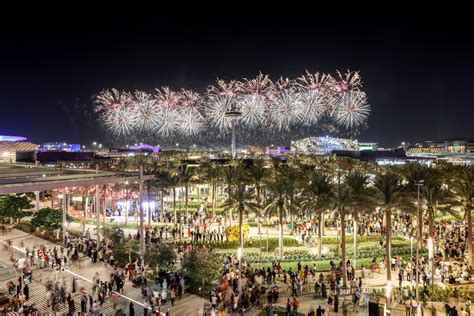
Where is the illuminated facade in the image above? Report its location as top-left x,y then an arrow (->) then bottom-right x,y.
407,139 -> 474,164
291,136 -> 359,155
0,135 -> 38,163
39,142 -> 81,152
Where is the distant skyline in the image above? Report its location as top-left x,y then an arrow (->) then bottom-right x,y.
1,12 -> 473,147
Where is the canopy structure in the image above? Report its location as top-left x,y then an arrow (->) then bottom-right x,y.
0,163 -> 153,194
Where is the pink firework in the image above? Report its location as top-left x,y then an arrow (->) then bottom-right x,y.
155,87 -> 182,108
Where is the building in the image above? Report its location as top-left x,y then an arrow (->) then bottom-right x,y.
291,136 -> 359,155
407,138 -> 474,164
39,142 -> 81,152
0,135 -> 38,163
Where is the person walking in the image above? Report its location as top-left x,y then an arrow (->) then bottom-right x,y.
170,288 -> 176,306
129,302 -> 135,316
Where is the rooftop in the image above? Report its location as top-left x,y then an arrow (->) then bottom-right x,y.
0,163 -> 152,194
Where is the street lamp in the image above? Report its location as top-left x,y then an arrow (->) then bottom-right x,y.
415,180 -> 424,309
225,105 -> 242,158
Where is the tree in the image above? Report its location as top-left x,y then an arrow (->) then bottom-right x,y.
122,239 -> 140,265
0,194 -> 33,223
451,165 -> 474,270
400,163 -> 430,248
248,159 -> 270,235
328,176 -> 354,288
180,165 -> 196,218
31,207 -> 73,239
281,165 -> 301,234
345,172 -> 373,267
222,160 -> 245,226
300,171 -> 332,257
201,160 -> 222,219
99,224 -> 124,245
163,169 -> 181,226
145,243 -> 177,274
373,172 -> 408,283
264,171 -> 289,260
182,248 -> 221,296
224,182 -> 258,253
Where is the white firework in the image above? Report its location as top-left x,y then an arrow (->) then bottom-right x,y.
207,96 -> 234,131
239,94 -> 267,127
298,89 -> 326,125
333,91 -> 370,129
269,90 -> 301,131
104,105 -> 138,137
176,107 -> 205,136
133,91 -> 160,132
176,90 -> 205,136
155,106 -> 178,138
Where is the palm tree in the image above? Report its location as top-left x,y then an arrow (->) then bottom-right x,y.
400,162 -> 430,248
264,172 -> 289,260
328,177 -> 354,288
163,170 -> 181,227
222,160 -> 245,226
248,159 -> 270,236
345,172 -> 373,268
373,172 -> 407,283
281,165 -> 301,234
224,182 -> 258,252
180,164 -> 196,218
451,165 -> 474,270
300,171 -> 332,257
201,160 -> 221,219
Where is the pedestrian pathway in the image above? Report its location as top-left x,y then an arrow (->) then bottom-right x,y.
0,229 -> 209,315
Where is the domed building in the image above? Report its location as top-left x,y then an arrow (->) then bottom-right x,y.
0,135 -> 38,163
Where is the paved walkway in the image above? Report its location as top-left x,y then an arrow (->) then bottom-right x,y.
0,229 -> 208,315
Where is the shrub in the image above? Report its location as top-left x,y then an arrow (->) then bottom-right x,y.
209,238 -> 300,251
15,221 -> 33,233
319,235 -> 405,244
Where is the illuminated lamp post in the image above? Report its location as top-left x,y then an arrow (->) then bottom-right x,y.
225,106 -> 242,159
415,180 -> 424,312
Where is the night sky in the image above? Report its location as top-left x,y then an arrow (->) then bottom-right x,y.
1,12 -> 473,147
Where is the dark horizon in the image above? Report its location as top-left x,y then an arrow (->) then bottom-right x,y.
1,13 -> 473,148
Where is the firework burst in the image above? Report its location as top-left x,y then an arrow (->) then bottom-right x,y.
268,78 -> 301,131
297,72 -> 331,124
333,91 -> 370,129
176,90 -> 205,136
206,96 -> 234,131
95,70 -> 371,144
133,91 -> 160,133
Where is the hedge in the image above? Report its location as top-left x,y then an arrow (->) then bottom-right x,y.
319,235 -> 405,244
257,257 -> 379,271
245,247 -> 427,264
206,238 -> 300,251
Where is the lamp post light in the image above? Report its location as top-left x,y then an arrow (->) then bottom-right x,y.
225,106 -> 242,159
415,180 -> 424,310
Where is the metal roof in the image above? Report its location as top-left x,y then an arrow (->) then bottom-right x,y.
0,163 -> 152,194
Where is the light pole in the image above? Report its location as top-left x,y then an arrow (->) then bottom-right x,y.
415,180 -> 424,309
225,106 -> 242,158
139,165 -> 145,279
